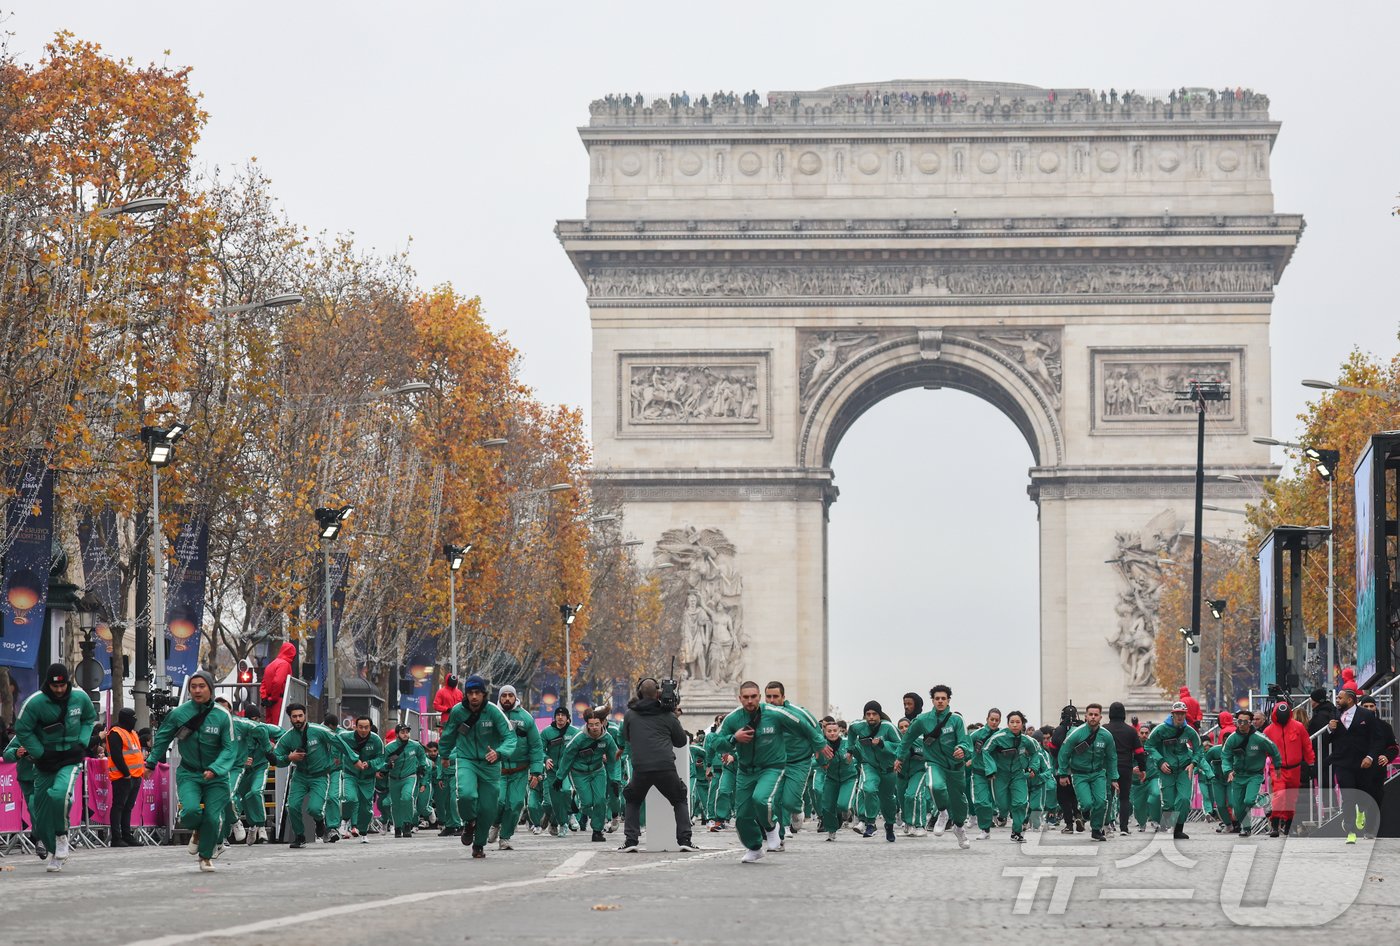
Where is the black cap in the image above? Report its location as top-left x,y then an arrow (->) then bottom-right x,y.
45,663 -> 70,686
863,700 -> 882,715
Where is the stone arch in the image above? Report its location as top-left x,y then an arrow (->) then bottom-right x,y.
798,331 -> 1064,469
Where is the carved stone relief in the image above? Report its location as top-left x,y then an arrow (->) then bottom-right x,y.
618,351 -> 770,436
1092,348 -> 1241,430
654,526 -> 747,687
586,262 -> 1274,300
1106,509 -> 1184,687
976,330 -> 1063,411
798,331 -> 879,410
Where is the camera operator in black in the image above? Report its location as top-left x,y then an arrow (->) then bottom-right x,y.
1049,704 -> 1084,833
616,678 -> 697,853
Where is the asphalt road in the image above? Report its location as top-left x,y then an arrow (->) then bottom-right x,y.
2,823 -> 1396,944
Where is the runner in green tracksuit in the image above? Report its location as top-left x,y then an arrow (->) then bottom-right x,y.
3,732 -> 42,857
13,663 -> 97,872
537,707 -> 579,835
709,682 -> 824,860
606,717 -> 629,829
970,709 -> 1002,836
556,715 -> 620,842
1054,705 -> 1119,840
816,719 -> 858,839
493,685 -> 544,849
764,682 -> 822,837
893,718 -> 923,834
230,704 -> 280,843
272,703 -> 343,847
1028,742 -> 1057,829
896,685 -> 973,849
846,701 -> 902,842
1221,710 -> 1281,836
1202,742 -> 1230,829
1131,722 -> 1163,831
437,675 -> 519,857
1144,702 -> 1207,840
982,711 -> 1045,840
705,728 -> 737,827
321,715 -> 346,836
381,724 -> 427,836
146,670 -> 240,869
425,742 -> 458,834
689,735 -> 710,821
336,716 -> 384,841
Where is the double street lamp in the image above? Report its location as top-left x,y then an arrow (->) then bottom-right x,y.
313,504 -> 354,714
559,602 -> 583,709
443,543 -> 472,678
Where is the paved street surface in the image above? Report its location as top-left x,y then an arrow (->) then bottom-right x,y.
2,825 -> 1396,944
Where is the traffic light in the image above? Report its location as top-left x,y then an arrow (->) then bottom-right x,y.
237,660 -> 255,685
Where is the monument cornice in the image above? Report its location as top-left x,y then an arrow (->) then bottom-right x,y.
1027,464 -> 1277,502
590,467 -> 838,504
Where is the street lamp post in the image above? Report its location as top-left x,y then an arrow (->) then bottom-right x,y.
559,603 -> 582,709
1302,379 -> 1400,403
443,544 -> 470,677
140,422 -> 187,697
1177,379 -> 1229,697
1305,447 -> 1341,688
314,504 -> 353,716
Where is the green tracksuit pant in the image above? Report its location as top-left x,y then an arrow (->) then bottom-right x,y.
416,776 -> 433,822
691,778 -> 710,819
973,771 -> 997,831
735,766 -> 784,851
857,765 -> 898,825
990,774 -> 1030,833
234,764 -> 270,826
342,777 -> 376,834
497,769 -> 530,840
1069,772 -> 1109,831
570,769 -> 607,832
925,763 -> 968,826
778,760 -> 812,828
1132,775 -> 1162,826
819,774 -> 858,833
285,769 -> 333,839
389,776 -> 418,829
28,764 -> 82,853
327,771 -> 343,824
453,760 -> 501,847
174,766 -> 230,859
1229,774 -> 1266,831
437,775 -> 462,828
709,767 -> 735,821
1208,776 -> 1229,822
1158,768 -> 1195,827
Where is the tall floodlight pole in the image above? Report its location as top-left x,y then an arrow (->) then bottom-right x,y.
314,504 -> 354,715
1303,447 -> 1341,688
443,544 -> 470,676
560,603 -> 582,709
1177,379 -> 1229,698
140,422 -> 188,696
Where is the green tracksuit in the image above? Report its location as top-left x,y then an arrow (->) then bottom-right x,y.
556,729 -> 619,833
495,706 -> 545,840
336,729 -> 385,834
1221,730 -> 1281,833
970,725 -> 1001,831
13,687 -> 98,855
705,737 -> 736,821
1144,721 -> 1206,829
539,720 -> 580,830
689,743 -> 710,820
1054,723 -> 1118,832
432,755 -> 460,828
381,736 -> 428,830
815,738 -> 859,833
1131,765 -> 1162,828
1202,744 -> 1229,823
898,708 -> 973,827
273,722 -> 342,839
606,720 -> 629,823
709,704 -> 824,851
846,719 -> 902,827
231,719 -> 280,828
3,735 -> 38,846
146,698 -> 239,859
983,729 -> 1044,834
1029,746 -> 1056,827
776,700 -> 822,829
437,700 -> 519,848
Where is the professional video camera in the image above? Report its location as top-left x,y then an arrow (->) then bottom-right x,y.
658,657 -> 681,713
148,685 -> 181,728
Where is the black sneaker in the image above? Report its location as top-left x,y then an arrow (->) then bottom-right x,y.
591,830 -> 605,842
885,824 -> 896,843
471,846 -> 485,858
1091,829 -> 1106,841
1075,819 -> 1084,833
862,823 -> 877,838
438,826 -> 455,837
394,827 -> 403,838
290,837 -> 306,849
677,840 -> 699,852
1011,832 -> 1024,842
325,830 -> 339,843
1173,827 -> 1189,840
617,840 -> 639,853
461,822 -> 476,846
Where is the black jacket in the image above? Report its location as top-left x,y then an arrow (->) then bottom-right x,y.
1103,720 -> 1143,772
1323,705 -> 1386,770
620,699 -> 687,773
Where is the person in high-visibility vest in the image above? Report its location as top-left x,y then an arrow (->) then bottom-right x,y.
105,706 -> 146,847
14,663 -> 98,873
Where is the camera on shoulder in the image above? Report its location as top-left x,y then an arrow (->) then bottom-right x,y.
658,657 -> 681,712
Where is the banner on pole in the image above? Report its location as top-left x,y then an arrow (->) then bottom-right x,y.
1,451 -> 54,669
164,518 -> 208,681
78,511 -> 123,689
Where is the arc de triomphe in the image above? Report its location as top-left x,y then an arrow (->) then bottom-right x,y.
557,81 -> 1302,720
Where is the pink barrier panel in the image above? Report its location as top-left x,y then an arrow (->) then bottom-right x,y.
0,762 -> 30,832
133,769 -> 161,827
155,764 -> 171,826
86,759 -> 112,824
67,767 -> 84,825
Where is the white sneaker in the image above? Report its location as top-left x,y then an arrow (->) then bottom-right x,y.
55,836 -> 71,861
212,842 -> 228,860
231,821 -> 247,843
827,831 -> 837,841
741,848 -> 765,863
245,825 -> 259,846
902,822 -> 911,836
976,830 -> 991,841
498,838 -> 513,850
953,825 -> 970,850
488,825 -> 500,844
360,836 -> 369,844
934,811 -> 949,837
911,827 -> 928,838
790,813 -> 803,832
549,825 -> 558,837
46,857 -> 63,873
531,825 -> 542,835
187,830 -> 200,855
199,857 -> 215,872
764,827 -> 782,852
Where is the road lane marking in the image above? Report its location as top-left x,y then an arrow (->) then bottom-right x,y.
548,850 -> 595,876
123,848 -> 731,946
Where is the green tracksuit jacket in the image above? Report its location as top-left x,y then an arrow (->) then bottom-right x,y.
146,698 -> 240,858
1144,721 -> 1206,820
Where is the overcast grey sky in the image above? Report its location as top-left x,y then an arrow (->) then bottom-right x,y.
12,1 -> 1398,722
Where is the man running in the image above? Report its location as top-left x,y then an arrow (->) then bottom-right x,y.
229,704 -> 279,845
492,684 -> 544,850
895,684 -> 972,850
764,680 -> 822,841
705,717 -> 736,832
1221,709 -> 1281,837
382,723 -> 428,837
13,663 -> 97,872
1054,702 -> 1119,841
710,680 -> 824,862
538,706 -> 578,836
145,670 -> 239,871
1131,722 -> 1162,832
337,716 -> 384,843
816,718 -> 858,840
556,711 -> 620,843
437,675 -> 518,858
1145,701 -> 1207,840
272,703 -> 342,848
846,700 -> 902,842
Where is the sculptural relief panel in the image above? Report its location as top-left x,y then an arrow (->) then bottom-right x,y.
618,350 -> 771,438
1091,347 -> 1243,433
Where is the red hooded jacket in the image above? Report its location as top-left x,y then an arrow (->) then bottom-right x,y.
1263,702 -> 1315,770
432,678 -> 463,716
1178,686 -> 1202,727
260,642 -> 296,725
1213,711 -> 1236,746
